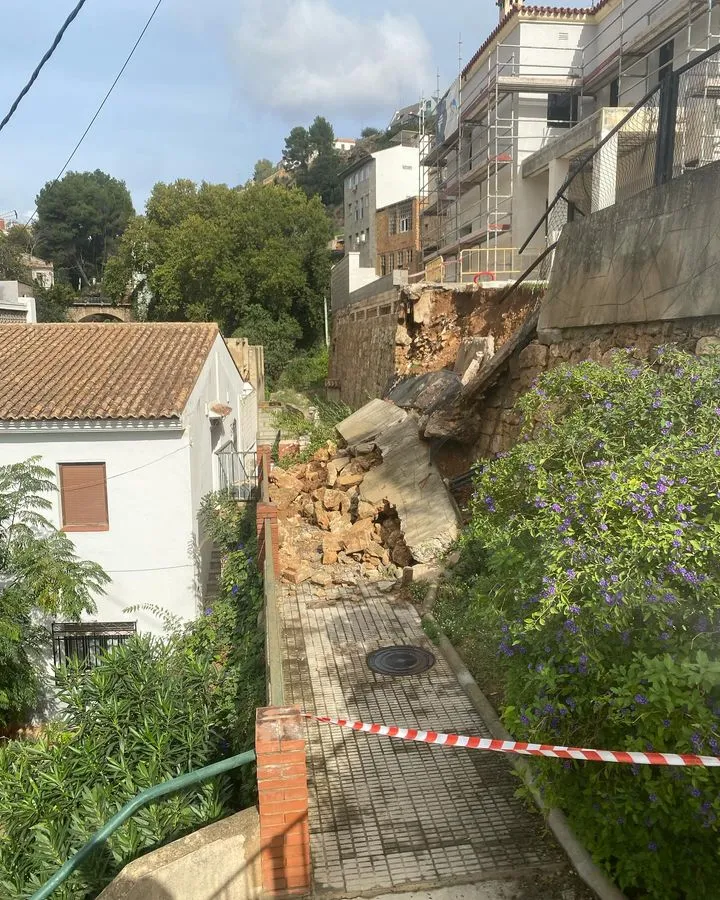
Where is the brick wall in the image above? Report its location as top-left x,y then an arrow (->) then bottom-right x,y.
469,317 -> 720,461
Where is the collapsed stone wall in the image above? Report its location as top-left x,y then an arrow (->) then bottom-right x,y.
447,317 -> 720,464
328,281 -> 539,408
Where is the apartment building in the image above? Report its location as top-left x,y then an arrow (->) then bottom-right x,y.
342,143 -> 421,270
422,0 -> 720,282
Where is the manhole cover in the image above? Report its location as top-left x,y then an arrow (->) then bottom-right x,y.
366,645 -> 436,676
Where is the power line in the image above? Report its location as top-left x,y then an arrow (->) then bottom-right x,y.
26,0 -> 165,225
0,0 -> 90,137
61,442 -> 190,495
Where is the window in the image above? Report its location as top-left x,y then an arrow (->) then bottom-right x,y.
52,621 -> 136,669
399,213 -> 412,233
389,214 -> 397,235
388,252 -> 395,270
59,463 -> 109,532
658,40 -> 674,84
609,78 -> 619,107
380,255 -> 387,275
547,92 -> 578,128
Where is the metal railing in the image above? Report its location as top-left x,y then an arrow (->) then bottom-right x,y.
30,749 -> 256,900
217,449 -> 258,500
520,42 -> 720,256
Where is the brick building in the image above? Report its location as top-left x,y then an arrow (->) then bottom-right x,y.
376,197 -> 441,277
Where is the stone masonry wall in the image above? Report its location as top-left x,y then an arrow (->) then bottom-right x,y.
329,281 -> 539,409
469,317 -> 720,461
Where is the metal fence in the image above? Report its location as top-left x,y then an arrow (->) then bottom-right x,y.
217,449 -> 258,500
522,42 -> 720,260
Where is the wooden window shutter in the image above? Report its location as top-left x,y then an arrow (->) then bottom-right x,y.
59,463 -> 109,532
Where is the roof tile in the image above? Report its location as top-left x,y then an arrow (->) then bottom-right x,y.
0,322 -> 219,421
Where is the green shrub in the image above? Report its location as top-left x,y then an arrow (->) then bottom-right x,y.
272,398 -> 351,467
0,499 -> 264,898
276,345 -> 328,394
442,347 -> 720,899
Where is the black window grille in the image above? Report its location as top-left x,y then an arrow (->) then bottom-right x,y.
52,621 -> 137,669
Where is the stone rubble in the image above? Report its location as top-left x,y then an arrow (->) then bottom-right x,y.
270,440 -> 414,585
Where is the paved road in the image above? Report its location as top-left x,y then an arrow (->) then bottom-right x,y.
279,576 -> 586,898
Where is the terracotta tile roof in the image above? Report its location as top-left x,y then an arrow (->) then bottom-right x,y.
462,3 -> 600,78
0,322 -> 219,421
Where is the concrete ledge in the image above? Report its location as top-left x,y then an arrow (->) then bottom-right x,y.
426,617 -> 626,900
98,807 -> 262,900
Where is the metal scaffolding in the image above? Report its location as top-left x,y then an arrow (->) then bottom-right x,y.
420,0 -> 720,284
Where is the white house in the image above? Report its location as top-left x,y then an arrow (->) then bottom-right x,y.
0,322 -> 258,658
0,281 -> 37,323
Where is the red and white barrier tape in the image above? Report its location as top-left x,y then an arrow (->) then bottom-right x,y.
305,713 -> 720,768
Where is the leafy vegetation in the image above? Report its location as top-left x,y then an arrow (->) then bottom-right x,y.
0,460 -> 109,728
434,348 -> 720,898
275,345 -> 329,395
35,170 -> 134,288
272,398 -> 351,467
0,494 -> 264,899
105,180 -> 331,350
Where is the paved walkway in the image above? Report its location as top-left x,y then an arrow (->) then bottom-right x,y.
279,576 -> 584,899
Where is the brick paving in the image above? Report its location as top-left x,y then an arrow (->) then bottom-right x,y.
279,576 -> 573,898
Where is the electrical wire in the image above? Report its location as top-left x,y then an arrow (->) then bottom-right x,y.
105,563 -> 193,573
60,441 -> 190,495
25,0 -> 165,225
0,0 -> 90,137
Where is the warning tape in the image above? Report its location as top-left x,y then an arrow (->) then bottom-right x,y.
305,714 -> 720,768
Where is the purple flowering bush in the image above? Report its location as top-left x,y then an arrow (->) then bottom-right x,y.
438,348 -> 720,898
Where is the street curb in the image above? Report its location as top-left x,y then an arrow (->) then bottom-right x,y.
426,613 -> 627,900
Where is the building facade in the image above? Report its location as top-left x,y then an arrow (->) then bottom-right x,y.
421,0 -> 720,282
343,143 -> 422,269
376,197 -> 424,277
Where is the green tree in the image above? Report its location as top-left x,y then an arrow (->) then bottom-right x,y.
35,170 -> 134,287
308,116 -> 334,154
232,304 -> 302,384
0,233 -> 29,282
33,281 -> 76,322
361,126 -> 381,138
252,159 -> 275,183
283,126 -> 312,172
0,459 -> 109,727
105,181 -> 331,346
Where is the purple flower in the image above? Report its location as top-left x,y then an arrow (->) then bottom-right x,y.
648,841 -> 658,852
663,718 -> 671,727
484,496 -> 496,512
204,607 -> 213,616
534,497 -> 547,508
603,400 -> 613,410
691,786 -> 702,798
599,522 -> 608,531
231,585 -> 240,595
652,399 -> 662,409
649,793 -> 658,803
564,620 -> 580,634
551,503 -> 562,514
567,571 -> 578,582
635,694 -> 649,705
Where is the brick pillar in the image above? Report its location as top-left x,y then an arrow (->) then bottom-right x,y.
256,707 -> 311,898
257,443 -> 273,486
256,502 -> 280,578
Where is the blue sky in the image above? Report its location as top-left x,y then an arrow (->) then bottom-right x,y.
0,0 -> 502,218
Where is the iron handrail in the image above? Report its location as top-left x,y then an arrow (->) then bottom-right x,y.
30,748 -> 256,900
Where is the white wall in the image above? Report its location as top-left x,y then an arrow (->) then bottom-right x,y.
374,145 -> 420,210
183,335 -> 255,591
0,428 -> 195,636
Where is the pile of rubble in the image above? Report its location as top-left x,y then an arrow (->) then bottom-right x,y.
269,440 -> 414,585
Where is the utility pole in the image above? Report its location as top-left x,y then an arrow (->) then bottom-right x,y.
323,295 -> 330,347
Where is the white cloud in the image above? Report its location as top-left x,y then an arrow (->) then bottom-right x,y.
232,0 -> 433,118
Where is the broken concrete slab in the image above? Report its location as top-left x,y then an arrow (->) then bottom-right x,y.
336,398 -> 407,447
359,412 -> 459,563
